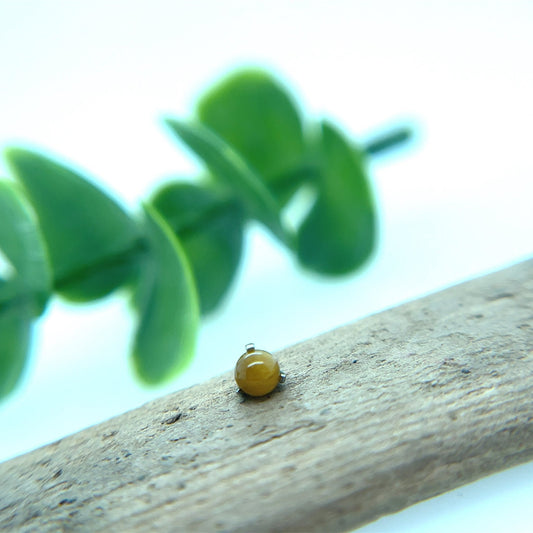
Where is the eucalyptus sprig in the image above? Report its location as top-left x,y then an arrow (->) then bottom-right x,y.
0,68 -> 412,400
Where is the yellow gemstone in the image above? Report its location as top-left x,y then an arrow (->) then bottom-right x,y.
235,347 -> 281,397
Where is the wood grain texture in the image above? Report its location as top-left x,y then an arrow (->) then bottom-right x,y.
1,259 -> 532,532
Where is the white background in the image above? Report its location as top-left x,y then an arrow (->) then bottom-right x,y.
0,1 -> 532,531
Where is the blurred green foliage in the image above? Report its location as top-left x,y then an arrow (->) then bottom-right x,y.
5,149 -> 140,302
297,121 -> 375,274
197,70 -> 305,202
0,182 -> 50,396
151,183 -> 244,315
133,205 -> 199,383
0,68 -> 412,400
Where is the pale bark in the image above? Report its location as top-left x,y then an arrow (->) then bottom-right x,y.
1,259 -> 532,532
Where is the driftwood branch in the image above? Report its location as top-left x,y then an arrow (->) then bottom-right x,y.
1,259 -> 532,532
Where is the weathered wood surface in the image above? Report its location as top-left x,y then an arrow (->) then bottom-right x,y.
1,259 -> 532,532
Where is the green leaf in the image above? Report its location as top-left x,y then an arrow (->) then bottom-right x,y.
133,205 -> 199,384
164,119 -> 292,247
297,121 -> 376,274
197,69 -> 305,200
0,181 -> 37,399
4,148 -> 140,302
152,182 -> 244,315
269,164 -> 320,206
0,180 -> 51,316
0,305 -> 32,399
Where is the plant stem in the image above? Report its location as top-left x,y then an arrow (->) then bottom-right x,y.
53,238 -> 147,293
363,126 -> 413,156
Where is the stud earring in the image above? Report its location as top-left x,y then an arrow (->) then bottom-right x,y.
235,343 -> 285,397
